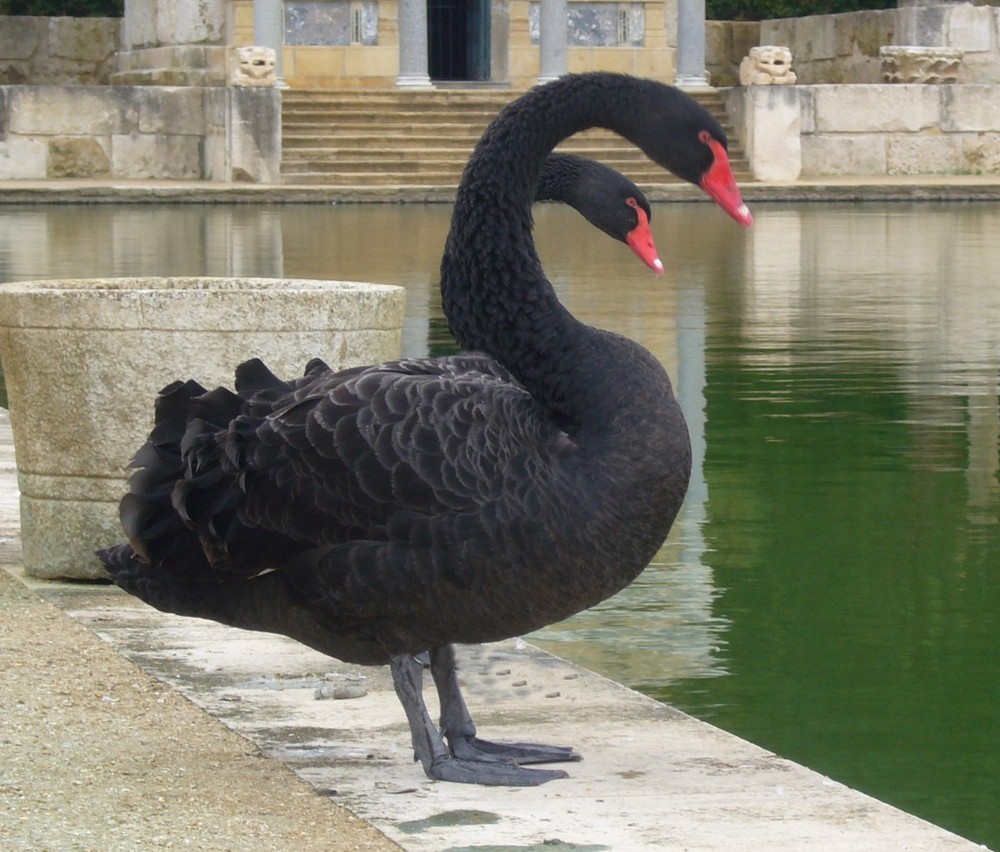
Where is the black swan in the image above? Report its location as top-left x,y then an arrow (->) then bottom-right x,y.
99,72 -> 752,787
534,152 -> 662,273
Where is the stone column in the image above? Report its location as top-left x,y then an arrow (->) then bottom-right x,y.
538,0 -> 568,84
676,0 -> 710,88
397,0 -> 433,88
253,0 -> 287,87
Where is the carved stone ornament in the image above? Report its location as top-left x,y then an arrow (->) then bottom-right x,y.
230,45 -> 277,87
879,46 -> 963,84
739,45 -> 797,86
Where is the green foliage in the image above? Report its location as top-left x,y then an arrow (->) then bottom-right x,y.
707,0 -> 894,20
0,0 -> 122,16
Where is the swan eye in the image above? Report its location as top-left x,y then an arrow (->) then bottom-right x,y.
625,197 -> 639,209
698,130 -> 712,145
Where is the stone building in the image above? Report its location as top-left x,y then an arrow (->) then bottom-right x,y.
111,0 -> 712,91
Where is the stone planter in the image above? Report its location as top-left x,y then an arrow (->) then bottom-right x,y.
0,277 -> 405,579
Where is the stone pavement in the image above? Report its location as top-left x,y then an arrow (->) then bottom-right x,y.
1,174 -> 1000,205
0,406 -> 987,849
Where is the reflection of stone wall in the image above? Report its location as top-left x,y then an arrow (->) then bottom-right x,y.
0,15 -> 121,84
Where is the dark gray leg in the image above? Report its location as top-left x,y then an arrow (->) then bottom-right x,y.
429,645 -> 582,767
389,652 -> 572,786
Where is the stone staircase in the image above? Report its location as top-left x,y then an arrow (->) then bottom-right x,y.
280,88 -> 751,188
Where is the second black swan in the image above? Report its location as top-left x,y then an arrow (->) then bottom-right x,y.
100,73 -> 752,786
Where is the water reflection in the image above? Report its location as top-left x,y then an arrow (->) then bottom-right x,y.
0,201 -> 997,847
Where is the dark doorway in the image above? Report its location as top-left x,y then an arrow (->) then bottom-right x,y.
428,0 -> 491,81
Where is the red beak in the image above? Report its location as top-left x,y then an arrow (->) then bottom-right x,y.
700,139 -> 753,228
625,204 -> 664,275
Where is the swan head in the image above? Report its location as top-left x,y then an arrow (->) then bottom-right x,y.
696,130 -> 754,228
623,196 -> 663,275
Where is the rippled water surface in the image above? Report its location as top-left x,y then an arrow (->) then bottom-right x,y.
1,200 -> 997,848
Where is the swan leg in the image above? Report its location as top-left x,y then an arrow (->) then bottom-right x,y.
429,645 -> 582,767
389,653 -> 569,786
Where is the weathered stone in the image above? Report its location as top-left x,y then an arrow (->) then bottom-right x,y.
801,134 -> 886,177
0,137 -> 47,179
122,0 -> 158,49
230,46 -> 277,87
0,16 -> 39,60
47,17 -> 119,63
739,46 -> 797,86
961,133 -> 1000,173
110,132 -> 201,179
9,86 -> 131,135
135,86 -> 204,134
941,85 -> 1000,132
886,133 -> 964,174
47,137 -> 111,178
880,46 -> 963,84
743,85 -> 801,180
0,277 -> 404,578
796,14 -> 836,62
203,87 -> 282,183
0,62 -> 29,85
812,84 -> 939,133
946,4 -> 991,53
158,0 -> 226,45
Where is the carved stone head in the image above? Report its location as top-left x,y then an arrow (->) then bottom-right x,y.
231,46 -> 277,87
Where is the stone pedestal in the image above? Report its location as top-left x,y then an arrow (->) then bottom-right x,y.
880,46 -> 963,84
0,277 -> 404,579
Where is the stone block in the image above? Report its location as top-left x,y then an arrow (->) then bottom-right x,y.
136,87 -> 205,134
229,87 -> 281,183
158,0 -> 226,45
947,4 -> 992,53
811,84 -> 940,133
9,86 -> 131,135
961,133 -> 1000,173
0,16 -> 40,60
0,137 -> 47,179
111,133 -> 201,179
941,85 -> 1000,132
122,0 -> 159,49
886,133 -> 964,174
801,134 -> 886,176
0,277 -> 404,578
0,61 -> 29,85
744,86 -> 801,181
47,137 -> 111,178
47,17 -> 119,63
796,14 -> 836,62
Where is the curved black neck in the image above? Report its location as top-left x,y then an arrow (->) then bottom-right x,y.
440,74 -> 688,433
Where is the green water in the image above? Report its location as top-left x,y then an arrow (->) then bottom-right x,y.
0,201 -> 996,847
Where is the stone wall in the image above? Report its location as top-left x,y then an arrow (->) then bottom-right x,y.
0,85 -> 280,182
0,15 -> 121,84
705,20 -> 760,87
724,83 -> 1000,180
760,2 -> 1000,85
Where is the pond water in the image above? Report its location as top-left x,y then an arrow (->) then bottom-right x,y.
0,200 -> 997,848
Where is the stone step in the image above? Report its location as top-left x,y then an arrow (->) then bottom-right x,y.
280,88 -> 748,188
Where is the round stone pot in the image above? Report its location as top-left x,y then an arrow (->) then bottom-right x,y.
0,277 -> 405,579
